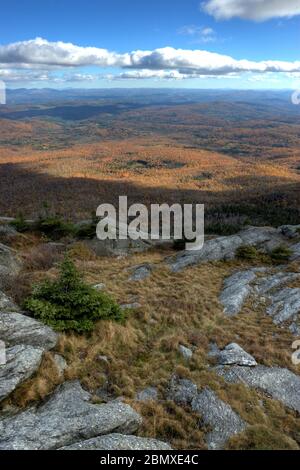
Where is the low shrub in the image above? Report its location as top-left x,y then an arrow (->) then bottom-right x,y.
10,213 -> 32,233
270,245 -> 292,264
33,216 -> 76,239
24,258 -> 124,333
236,245 -> 259,260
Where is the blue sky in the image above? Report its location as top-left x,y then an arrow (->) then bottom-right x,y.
1,0 -> 300,88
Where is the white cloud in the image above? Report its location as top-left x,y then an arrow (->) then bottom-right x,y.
178,25 -> 216,43
202,0 -> 300,21
0,38 -> 300,83
0,38 -> 129,68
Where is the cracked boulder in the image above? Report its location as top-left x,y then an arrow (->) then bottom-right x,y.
0,381 -> 143,450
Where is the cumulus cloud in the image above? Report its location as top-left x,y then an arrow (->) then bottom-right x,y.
0,38 -> 300,82
0,37 -> 129,68
202,0 -> 300,21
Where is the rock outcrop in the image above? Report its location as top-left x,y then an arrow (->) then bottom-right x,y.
166,375 -> 246,449
168,226 -> 285,272
0,311 -> 58,401
220,268 -> 300,334
60,434 -> 172,450
0,344 -> 44,401
0,311 -> 58,350
0,243 -> 20,286
191,388 -> 246,450
215,345 -> 300,413
0,381 -> 142,450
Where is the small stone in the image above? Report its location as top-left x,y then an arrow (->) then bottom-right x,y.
120,302 -> 141,310
178,344 -> 193,361
136,387 -> 158,402
93,283 -> 106,291
53,354 -> 67,377
129,264 -> 152,281
166,375 -> 198,406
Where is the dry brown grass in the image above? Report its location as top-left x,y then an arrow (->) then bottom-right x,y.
6,246 -> 299,449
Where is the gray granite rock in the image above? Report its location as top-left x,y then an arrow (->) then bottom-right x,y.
220,270 -> 257,316
166,375 -> 246,449
166,375 -> 197,406
0,312 -> 58,350
53,354 -> 68,377
191,388 -> 246,450
290,243 -> 300,261
129,263 -> 153,281
168,226 -> 283,272
210,343 -> 257,367
266,288 -> 300,325
280,225 -> 300,239
0,381 -> 142,450
216,365 -> 300,413
0,292 -> 20,312
0,243 -> 20,288
0,344 -> 44,401
254,272 -> 300,295
93,283 -> 106,291
60,433 -> 172,450
120,302 -> 142,310
178,344 -> 193,361
136,387 -> 158,402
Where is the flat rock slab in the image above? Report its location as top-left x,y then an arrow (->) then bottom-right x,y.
0,381 -> 142,450
219,268 -> 300,333
168,227 -> 284,272
220,270 -> 257,316
254,272 -> 300,296
266,288 -> 300,325
216,365 -> 300,413
0,312 -> 58,350
192,389 -> 246,450
60,434 -> 172,450
0,344 -> 44,401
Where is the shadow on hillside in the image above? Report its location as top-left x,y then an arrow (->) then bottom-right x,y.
0,162 -> 299,227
